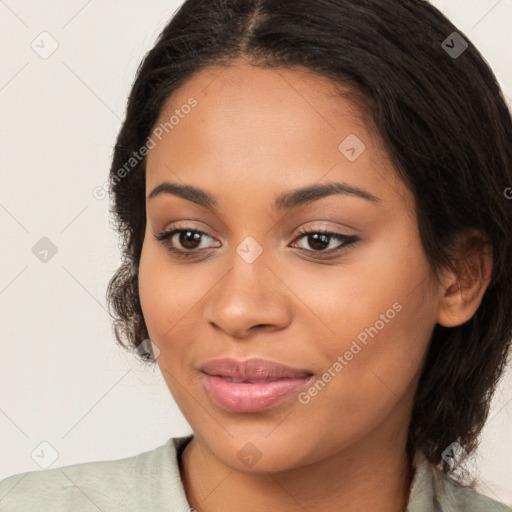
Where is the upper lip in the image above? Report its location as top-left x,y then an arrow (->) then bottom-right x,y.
200,358 -> 313,380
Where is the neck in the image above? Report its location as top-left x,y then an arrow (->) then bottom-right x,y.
179,430 -> 414,512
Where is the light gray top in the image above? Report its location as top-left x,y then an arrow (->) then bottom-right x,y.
0,435 -> 510,511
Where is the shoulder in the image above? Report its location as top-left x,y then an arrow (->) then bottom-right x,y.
408,451 -> 511,512
0,436 -> 194,512
434,471 -> 511,512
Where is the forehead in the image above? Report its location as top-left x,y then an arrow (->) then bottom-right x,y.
152,61 -> 371,139
145,62 -> 406,210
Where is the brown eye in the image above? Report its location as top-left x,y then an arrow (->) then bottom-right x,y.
154,228 -> 220,257
292,229 -> 359,253
305,232 -> 331,251
178,230 -> 203,250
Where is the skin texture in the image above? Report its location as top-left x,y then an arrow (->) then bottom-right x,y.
138,60 -> 493,512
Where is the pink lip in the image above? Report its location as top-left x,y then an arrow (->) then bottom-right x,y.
199,358 -> 313,413
200,357 -> 312,380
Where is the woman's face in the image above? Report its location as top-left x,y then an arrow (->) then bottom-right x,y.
139,61 -> 445,471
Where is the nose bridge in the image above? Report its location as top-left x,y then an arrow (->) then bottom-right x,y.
205,234 -> 291,336
231,235 -> 268,295
217,234 -> 273,309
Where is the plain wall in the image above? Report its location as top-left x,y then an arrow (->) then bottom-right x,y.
0,0 -> 511,505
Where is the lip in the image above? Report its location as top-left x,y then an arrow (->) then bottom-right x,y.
199,358 -> 314,413
200,357 -> 312,380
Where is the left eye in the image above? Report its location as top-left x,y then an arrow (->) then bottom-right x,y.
291,229 -> 359,253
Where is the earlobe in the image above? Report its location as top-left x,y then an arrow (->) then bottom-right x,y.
436,231 -> 493,328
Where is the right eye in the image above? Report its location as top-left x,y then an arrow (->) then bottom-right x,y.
154,228 -> 221,257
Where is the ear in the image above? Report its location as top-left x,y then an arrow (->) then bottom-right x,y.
436,229 -> 493,328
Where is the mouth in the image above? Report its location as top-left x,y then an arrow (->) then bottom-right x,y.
199,358 -> 314,413
200,357 -> 313,380
214,377 -> 290,383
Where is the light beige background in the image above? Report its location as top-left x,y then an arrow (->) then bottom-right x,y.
0,0 -> 511,506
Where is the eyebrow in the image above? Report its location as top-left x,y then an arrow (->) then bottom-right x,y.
147,180 -> 381,210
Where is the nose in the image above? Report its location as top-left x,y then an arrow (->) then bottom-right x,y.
204,246 -> 293,339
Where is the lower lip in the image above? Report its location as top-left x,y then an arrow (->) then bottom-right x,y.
201,373 -> 312,413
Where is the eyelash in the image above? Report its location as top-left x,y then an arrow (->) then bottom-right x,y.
154,225 -> 359,260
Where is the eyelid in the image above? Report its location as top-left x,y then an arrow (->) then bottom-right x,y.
159,220 -> 220,238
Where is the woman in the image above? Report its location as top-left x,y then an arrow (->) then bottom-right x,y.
1,0 -> 511,510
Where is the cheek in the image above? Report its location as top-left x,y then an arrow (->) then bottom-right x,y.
138,239 -> 218,365
290,292 -> 432,459
306,305 -> 430,438
138,246 -> 197,405
138,241 -> 189,344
